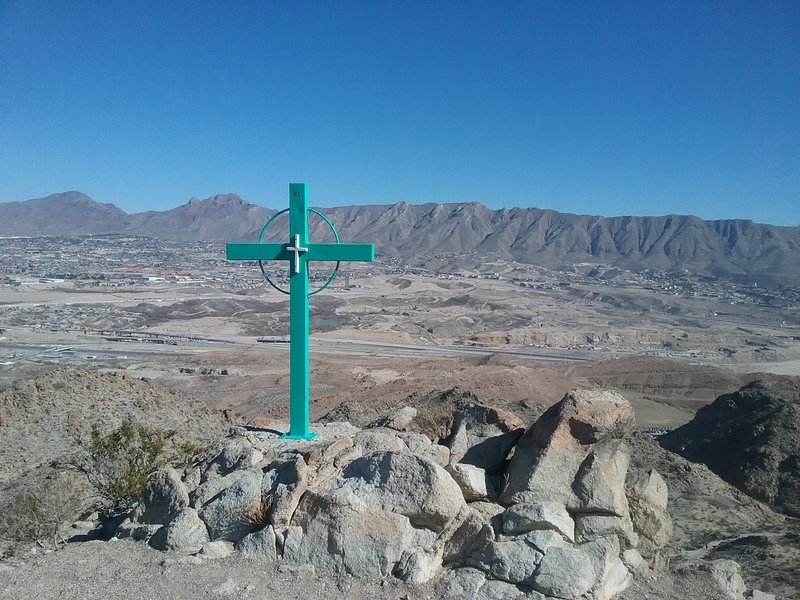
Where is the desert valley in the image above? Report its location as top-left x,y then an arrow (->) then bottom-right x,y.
1,192 -> 800,599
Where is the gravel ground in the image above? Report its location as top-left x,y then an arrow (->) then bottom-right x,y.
0,540 -> 430,600
0,538 -> 740,600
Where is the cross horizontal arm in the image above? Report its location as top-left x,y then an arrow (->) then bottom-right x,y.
226,242 -> 375,263
306,243 -> 375,262
226,243 -> 289,261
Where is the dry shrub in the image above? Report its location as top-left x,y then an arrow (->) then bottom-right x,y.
240,492 -> 273,531
0,470 -> 86,552
412,403 -> 457,441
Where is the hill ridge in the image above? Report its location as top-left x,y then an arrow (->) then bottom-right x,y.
2,191 -> 800,284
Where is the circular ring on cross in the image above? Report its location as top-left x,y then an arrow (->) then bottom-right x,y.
256,208 -> 341,296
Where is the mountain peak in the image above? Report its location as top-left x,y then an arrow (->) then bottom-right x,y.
204,194 -> 248,207
47,191 -> 96,203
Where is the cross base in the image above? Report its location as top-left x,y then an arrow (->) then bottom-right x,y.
281,431 -> 319,441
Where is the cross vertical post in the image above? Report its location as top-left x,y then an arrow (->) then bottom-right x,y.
287,183 -> 312,439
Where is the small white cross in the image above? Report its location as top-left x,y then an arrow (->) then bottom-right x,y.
286,234 -> 308,274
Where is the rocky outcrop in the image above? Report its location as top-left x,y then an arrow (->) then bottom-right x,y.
117,389 -> 671,599
660,380 -> 800,517
626,469 -> 672,569
445,402 -> 525,475
482,389 -> 647,599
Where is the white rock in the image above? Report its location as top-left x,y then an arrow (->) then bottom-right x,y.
192,470 -> 257,508
519,529 -> 566,554
369,406 -> 417,431
531,546 -> 596,598
626,468 -> 672,570
394,546 -> 442,584
205,439 -> 255,479
149,508 -> 209,553
134,467 -> 189,525
197,470 -> 262,541
581,536 -> 632,600
574,514 -> 637,547
443,508 -> 494,565
502,501 -> 575,542
478,580 -> 528,599
441,567 -> 487,599
263,454 -> 309,528
501,389 -> 634,506
398,432 -> 450,466
201,540 -> 234,559
573,439 -> 630,516
621,548 -> 647,576
468,538 -> 543,584
283,489 -> 413,578
235,525 -> 277,561
351,430 -> 408,455
446,463 -> 491,501
707,559 -> 747,600
338,451 -> 465,531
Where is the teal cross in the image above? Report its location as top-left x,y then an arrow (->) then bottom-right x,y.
226,183 -> 375,440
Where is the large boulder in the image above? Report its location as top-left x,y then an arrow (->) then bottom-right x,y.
338,451 -> 465,531
478,390 -> 653,599
530,546 -> 596,598
368,406 -> 417,431
573,439 -> 631,516
235,525 -> 278,561
115,391 -> 673,600
283,489 -> 413,578
196,470 -> 263,541
133,467 -> 189,525
468,536 -> 545,584
442,507 -> 495,566
446,463 -> 492,501
501,501 -> 575,542
501,389 -> 635,506
581,536 -> 632,600
202,438 -> 262,481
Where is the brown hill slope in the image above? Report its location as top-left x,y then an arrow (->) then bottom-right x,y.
659,380 -> 800,516
0,367 -> 229,484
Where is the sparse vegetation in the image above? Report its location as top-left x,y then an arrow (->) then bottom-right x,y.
0,470 -> 85,552
69,419 -> 201,516
240,491 -> 273,531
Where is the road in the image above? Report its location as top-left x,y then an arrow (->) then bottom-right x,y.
0,328 -> 598,364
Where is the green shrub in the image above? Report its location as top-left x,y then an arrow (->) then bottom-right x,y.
70,419 -> 199,516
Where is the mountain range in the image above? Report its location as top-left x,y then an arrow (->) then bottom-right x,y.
2,191 -> 799,285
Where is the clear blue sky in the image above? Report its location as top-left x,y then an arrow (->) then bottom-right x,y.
1,1 -> 798,225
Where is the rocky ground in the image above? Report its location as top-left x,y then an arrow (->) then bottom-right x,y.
0,539 -> 734,600
1,368 -> 798,599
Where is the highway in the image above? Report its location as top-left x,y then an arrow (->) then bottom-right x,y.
0,328 -> 598,364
